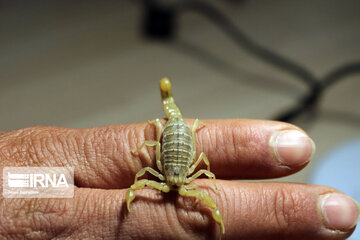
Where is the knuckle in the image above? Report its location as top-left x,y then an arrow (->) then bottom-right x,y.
81,126 -> 133,185
174,204 -> 210,240
269,187 -> 299,230
74,190 -> 97,220
174,188 -> 222,240
198,124 -> 223,164
82,128 -> 104,176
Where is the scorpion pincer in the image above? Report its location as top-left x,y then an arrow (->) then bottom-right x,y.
125,78 -> 225,234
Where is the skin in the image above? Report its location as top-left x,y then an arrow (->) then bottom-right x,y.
0,119 -> 356,239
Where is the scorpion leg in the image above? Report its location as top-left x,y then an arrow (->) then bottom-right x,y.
184,184 -> 198,190
179,185 -> 225,234
186,169 -> 218,191
148,119 -> 163,172
126,179 -> 170,212
132,140 -> 162,172
134,166 -> 165,182
191,119 -> 206,156
148,118 -> 162,142
184,185 -> 200,204
188,152 -> 211,174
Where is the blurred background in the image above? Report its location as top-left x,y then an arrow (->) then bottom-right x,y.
1,0 -> 359,190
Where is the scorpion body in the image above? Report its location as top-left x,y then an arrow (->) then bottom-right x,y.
126,78 -> 225,234
162,116 -> 193,187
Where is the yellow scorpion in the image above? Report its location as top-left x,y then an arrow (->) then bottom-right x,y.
126,78 -> 225,234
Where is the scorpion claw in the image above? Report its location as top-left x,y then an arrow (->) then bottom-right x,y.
212,208 -> 225,235
126,189 -> 135,212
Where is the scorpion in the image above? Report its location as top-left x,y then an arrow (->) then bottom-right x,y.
125,78 -> 225,234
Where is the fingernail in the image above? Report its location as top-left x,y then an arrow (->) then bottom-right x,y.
270,130 -> 315,166
320,193 -> 360,231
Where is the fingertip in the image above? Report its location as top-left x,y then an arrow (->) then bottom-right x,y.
269,129 -> 316,167
319,193 -> 360,231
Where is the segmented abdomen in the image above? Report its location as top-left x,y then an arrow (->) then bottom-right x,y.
161,117 -> 193,180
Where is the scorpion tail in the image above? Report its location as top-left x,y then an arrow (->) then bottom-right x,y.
160,78 -> 182,118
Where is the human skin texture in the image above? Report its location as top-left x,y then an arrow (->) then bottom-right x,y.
0,119 -> 358,239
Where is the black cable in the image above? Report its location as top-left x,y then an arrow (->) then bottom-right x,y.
274,83 -> 322,122
278,62 -> 360,122
322,62 -> 360,89
179,0 -> 317,88
275,62 -> 360,123
139,0 -> 360,123
171,39 -> 300,96
177,0 -> 360,124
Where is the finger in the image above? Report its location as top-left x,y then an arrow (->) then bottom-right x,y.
0,119 -> 315,188
192,119 -> 315,179
1,181 -> 358,240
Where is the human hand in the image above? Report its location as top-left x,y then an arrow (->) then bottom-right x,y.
0,119 -> 358,239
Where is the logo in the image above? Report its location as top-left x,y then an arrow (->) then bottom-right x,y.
3,167 -> 74,198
